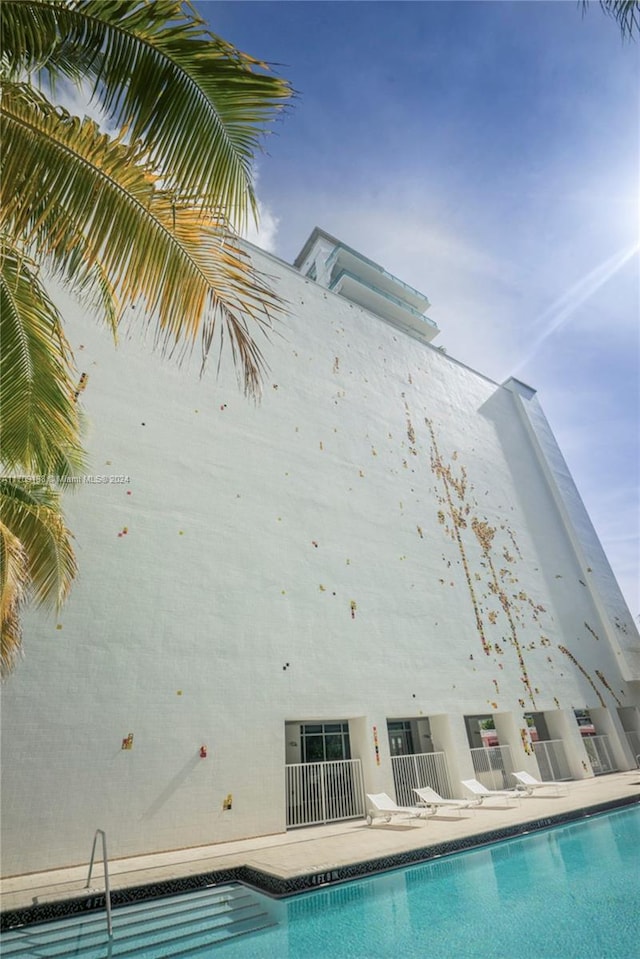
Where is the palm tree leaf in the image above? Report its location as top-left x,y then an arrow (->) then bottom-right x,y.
0,240 -> 85,478
0,479 -> 77,607
1,1 -> 293,669
45,233 -> 120,340
1,0 -> 293,227
580,0 -> 640,37
1,81 -> 283,393
0,520 -> 28,678
0,478 -> 77,675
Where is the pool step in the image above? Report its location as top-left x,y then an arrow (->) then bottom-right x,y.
5,892 -> 264,952
1,883 -> 278,957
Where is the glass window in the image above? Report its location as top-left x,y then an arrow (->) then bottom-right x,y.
387,720 -> 414,756
300,722 -> 351,762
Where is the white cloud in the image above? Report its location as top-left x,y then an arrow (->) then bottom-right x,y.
242,199 -> 280,253
240,166 -> 280,253
54,78 -> 114,132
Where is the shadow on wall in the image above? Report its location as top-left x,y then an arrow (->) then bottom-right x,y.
477,385 -> 585,609
143,754 -> 201,820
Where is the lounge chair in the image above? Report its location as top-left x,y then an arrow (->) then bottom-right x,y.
460,778 -> 519,805
413,786 -> 481,816
365,793 -> 427,826
511,770 -> 566,796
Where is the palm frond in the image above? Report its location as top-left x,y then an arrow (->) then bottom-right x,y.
1,0 -> 293,227
0,521 -> 28,678
44,231 -> 120,340
0,479 -> 77,607
0,1 -> 292,668
580,0 -> 640,37
0,240 -> 85,478
0,478 -> 77,676
1,81 -> 282,393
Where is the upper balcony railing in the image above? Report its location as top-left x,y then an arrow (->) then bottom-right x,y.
325,242 -> 430,313
329,269 -> 434,322
329,269 -> 439,342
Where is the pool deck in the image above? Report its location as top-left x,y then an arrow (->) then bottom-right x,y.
2,771 -> 639,921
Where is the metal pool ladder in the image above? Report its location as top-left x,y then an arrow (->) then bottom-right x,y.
86,829 -> 113,937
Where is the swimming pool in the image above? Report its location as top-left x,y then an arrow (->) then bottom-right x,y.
3,805 -> 639,958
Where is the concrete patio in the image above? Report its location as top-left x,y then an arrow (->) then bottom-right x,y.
2,771 -> 638,916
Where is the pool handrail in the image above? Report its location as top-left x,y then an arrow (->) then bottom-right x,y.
86,828 -> 113,937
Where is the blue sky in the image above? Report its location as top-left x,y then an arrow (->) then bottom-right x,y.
198,0 -> 639,616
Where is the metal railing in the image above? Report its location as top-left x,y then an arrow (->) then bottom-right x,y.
624,730 -> 640,765
532,739 -> 571,781
470,745 -> 514,791
582,735 -> 617,775
286,759 -> 365,828
86,829 -> 113,937
391,751 -> 453,805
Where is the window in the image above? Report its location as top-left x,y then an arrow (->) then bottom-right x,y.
387,720 -> 415,756
305,261 -> 317,281
300,722 -> 351,763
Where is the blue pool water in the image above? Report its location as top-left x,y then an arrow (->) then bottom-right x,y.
3,806 -> 639,958
228,805 -> 639,959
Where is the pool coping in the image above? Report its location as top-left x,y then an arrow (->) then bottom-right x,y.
2,792 -> 638,931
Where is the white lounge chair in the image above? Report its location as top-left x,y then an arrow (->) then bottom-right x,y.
413,786 -> 481,816
460,778 -> 519,805
365,793 -> 427,826
511,770 -> 566,796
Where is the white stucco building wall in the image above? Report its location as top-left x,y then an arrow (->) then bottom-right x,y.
1,231 -> 638,876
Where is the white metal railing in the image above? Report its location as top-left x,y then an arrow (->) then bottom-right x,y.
582,735 -> 617,775
86,829 -> 113,937
532,739 -> 571,781
470,745 -> 514,791
624,730 -> 640,765
391,751 -> 453,805
286,759 -> 365,827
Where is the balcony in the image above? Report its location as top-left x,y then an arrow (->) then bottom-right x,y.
326,244 -> 437,342
294,227 -> 440,343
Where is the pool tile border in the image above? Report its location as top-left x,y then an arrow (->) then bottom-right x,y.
2,793 -> 638,931
243,793 -> 640,896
